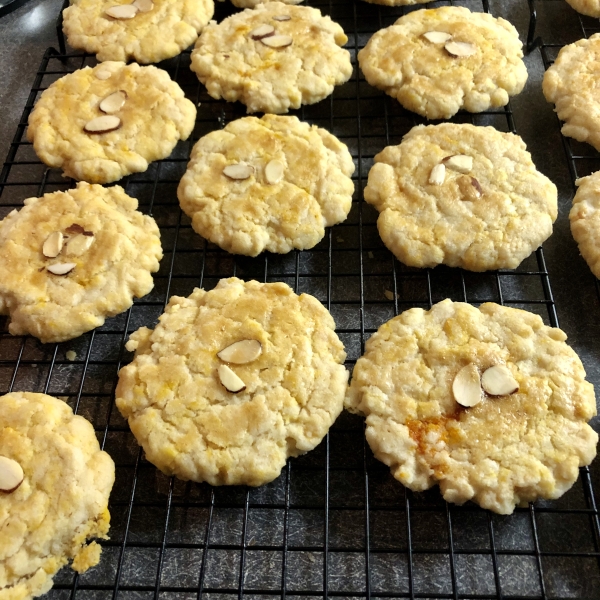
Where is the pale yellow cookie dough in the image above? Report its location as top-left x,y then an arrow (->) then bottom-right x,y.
231,0 -> 302,8
63,0 -> 214,64
116,278 -> 348,486
364,123 -> 557,271
570,171 -> 600,278
564,0 -> 600,17
346,300 -> 598,514
543,34 -> 600,152
177,115 -> 355,256
190,2 -> 352,114
27,62 -> 196,184
0,392 -> 115,600
0,182 -> 162,343
358,6 -> 527,119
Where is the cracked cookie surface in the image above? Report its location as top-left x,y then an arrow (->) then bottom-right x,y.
0,392 -> 115,600
0,182 -> 162,343
570,171 -> 600,278
27,62 -> 196,184
190,2 -> 352,113
358,6 -> 527,119
543,34 -> 600,152
63,0 -> 214,64
177,115 -> 355,256
345,300 -> 598,514
364,123 -> 557,271
116,277 -> 348,486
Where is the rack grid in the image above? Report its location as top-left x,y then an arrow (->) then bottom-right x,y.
1,1 -> 600,599
529,0 -> 600,332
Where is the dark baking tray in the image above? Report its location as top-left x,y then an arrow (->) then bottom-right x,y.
1,0 -> 600,598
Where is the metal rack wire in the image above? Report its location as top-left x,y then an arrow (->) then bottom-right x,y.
1,0 -> 599,598
528,0 -> 600,342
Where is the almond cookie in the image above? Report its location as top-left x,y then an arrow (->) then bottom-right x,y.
116,277 -> 348,486
27,61 -> 196,184
0,182 -> 162,343
346,300 -> 598,514
177,115 -> 355,256
358,6 -> 527,119
0,392 -> 115,600
62,0 -> 214,64
543,34 -> 600,152
364,123 -> 557,271
190,2 -> 352,114
564,0 -> 600,17
570,171 -> 600,278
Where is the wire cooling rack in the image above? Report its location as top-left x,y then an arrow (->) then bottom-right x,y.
1,0 -> 600,598
529,0 -> 600,311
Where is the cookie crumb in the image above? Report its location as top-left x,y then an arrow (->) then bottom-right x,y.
384,290 -> 395,301
66,350 -> 77,361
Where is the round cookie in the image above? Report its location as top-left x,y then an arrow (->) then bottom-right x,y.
27,61 -> 196,184
190,2 -> 352,114
543,34 -> 600,152
0,392 -> 115,600
116,277 -> 348,486
564,0 -> 600,17
177,115 -> 355,256
570,171 -> 600,278
62,0 -> 215,64
364,123 -> 557,271
358,6 -> 527,119
0,182 -> 162,344
346,300 -> 598,514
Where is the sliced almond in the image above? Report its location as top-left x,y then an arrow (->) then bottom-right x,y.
99,90 -> 127,114
260,34 -> 293,49
457,175 -> 482,202
445,41 -> 477,57
223,163 -> 254,180
132,0 -> 153,12
105,4 -> 138,19
481,365 -> 519,396
452,364 -> 482,408
42,231 -> 64,258
218,364 -> 246,393
422,31 -> 452,44
428,163 -> 445,185
95,68 -> 113,80
84,115 -> 121,134
217,339 -> 262,364
65,223 -> 86,235
0,456 -> 24,493
47,262 -> 76,275
265,159 -> 285,184
273,15 -> 291,21
65,233 -> 94,257
250,24 -> 276,40
443,154 -> 473,174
